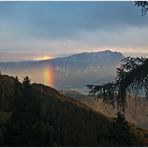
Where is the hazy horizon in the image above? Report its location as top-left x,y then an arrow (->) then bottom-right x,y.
0,50 -> 148,62
0,1 -> 148,89
0,50 -> 124,62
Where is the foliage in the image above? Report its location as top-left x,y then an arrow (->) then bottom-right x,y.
106,112 -> 141,146
87,57 -> 148,113
0,74 -> 109,146
0,74 -> 146,146
134,1 -> 148,15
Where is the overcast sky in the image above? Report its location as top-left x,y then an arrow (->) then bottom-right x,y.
0,1 -> 148,61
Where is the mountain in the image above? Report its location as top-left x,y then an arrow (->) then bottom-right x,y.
0,74 -> 147,146
50,50 -> 123,64
60,90 -> 148,130
0,50 -> 124,90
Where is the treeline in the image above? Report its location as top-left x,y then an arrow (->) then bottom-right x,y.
0,74 -> 146,146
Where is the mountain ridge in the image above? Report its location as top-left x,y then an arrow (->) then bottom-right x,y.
0,74 -> 147,146
0,50 -> 124,90
0,50 -> 124,64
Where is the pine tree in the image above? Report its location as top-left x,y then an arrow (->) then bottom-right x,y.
106,112 -> 139,146
3,76 -> 35,146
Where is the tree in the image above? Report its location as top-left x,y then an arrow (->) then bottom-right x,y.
105,112 -> 141,146
3,76 -> 25,146
3,76 -> 37,146
23,76 -> 31,89
2,75 -> 56,146
87,2 -> 148,146
87,57 -> 148,146
87,57 -> 148,113
134,1 -> 148,15
87,1 -> 148,114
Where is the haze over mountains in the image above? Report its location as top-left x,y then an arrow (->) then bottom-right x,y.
0,50 -> 148,146
61,90 -> 148,130
0,50 -> 124,92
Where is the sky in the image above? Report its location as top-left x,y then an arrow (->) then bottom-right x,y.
0,1 -> 148,62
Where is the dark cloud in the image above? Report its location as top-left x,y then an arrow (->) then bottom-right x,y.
0,1 -> 148,39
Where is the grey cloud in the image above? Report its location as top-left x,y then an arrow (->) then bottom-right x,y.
0,1 -> 148,60
0,25 -> 148,55
0,1 -> 148,40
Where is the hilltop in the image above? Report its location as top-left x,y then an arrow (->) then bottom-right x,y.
0,74 -> 147,146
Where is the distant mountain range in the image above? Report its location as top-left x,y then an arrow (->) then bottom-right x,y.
0,50 -> 124,90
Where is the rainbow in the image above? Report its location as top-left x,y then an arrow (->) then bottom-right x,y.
43,65 -> 54,87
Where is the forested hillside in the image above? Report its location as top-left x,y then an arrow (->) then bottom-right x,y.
61,90 -> 148,130
0,74 -> 147,146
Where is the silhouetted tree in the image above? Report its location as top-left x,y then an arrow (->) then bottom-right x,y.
88,1 -> 148,114
87,58 -> 148,146
134,1 -> 148,15
87,57 -> 148,113
23,76 -> 31,91
106,112 -> 140,146
2,76 -> 56,146
87,2 -> 148,146
3,76 -> 36,146
3,76 -> 25,145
